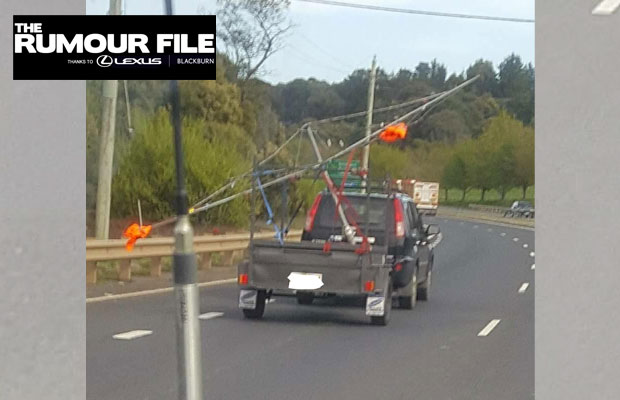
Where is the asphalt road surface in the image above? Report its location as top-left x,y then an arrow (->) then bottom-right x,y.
87,217 -> 534,400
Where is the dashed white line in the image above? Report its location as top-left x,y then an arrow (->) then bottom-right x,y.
267,298 -> 276,304
513,237 -> 519,242
531,263 -> 535,270
523,244 -> 529,248
113,330 -> 153,340
518,283 -> 530,294
500,233 -> 506,237
198,312 -> 224,320
592,0 -> 620,15
478,319 -> 501,337
473,225 -> 479,229
530,251 -> 535,257
487,228 -> 493,232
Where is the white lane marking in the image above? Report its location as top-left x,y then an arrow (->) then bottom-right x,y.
267,298 -> 276,303
199,312 -> 224,320
460,221 -> 464,225
478,319 -> 501,337
592,0 -> 620,15
113,330 -> 153,340
523,244 -> 529,248
518,283 -> 530,294
87,278 -> 237,303
500,233 -> 506,237
487,228 -> 493,232
473,225 -> 479,229
513,237 -> 519,242
531,263 -> 535,270
530,251 -> 535,257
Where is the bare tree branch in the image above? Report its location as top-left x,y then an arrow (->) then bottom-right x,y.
213,0 -> 293,84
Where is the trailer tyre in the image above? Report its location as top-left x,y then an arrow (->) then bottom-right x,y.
296,292 -> 314,305
371,276 -> 393,326
242,290 -> 266,319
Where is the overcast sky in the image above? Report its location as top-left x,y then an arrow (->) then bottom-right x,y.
86,0 -> 534,84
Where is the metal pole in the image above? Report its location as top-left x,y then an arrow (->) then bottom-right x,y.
123,80 -> 134,135
94,0 -> 121,239
137,199 -> 143,227
165,2 -> 204,400
361,55 -> 376,194
307,127 -> 356,243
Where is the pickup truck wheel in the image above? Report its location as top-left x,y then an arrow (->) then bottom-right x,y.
371,277 -> 393,326
242,290 -> 266,319
398,268 -> 417,310
417,269 -> 431,301
296,292 -> 314,305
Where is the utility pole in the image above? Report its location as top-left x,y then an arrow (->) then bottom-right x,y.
94,0 -> 122,239
361,55 -> 376,193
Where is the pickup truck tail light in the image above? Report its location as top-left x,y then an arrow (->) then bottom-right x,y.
238,273 -> 248,285
393,198 -> 405,238
305,194 -> 322,231
364,280 -> 375,292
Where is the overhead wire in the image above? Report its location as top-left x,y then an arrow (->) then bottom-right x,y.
292,0 -> 535,24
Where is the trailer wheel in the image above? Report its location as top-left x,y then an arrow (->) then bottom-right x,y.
242,290 -> 266,319
371,276 -> 393,326
398,267 -> 418,310
296,292 -> 314,305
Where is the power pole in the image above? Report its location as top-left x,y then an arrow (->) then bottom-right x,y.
361,55 -> 376,193
94,0 -> 122,239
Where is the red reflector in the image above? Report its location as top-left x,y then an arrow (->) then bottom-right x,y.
364,280 -> 375,292
394,263 -> 402,272
238,273 -> 248,285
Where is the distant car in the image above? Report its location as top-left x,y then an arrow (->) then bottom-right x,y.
504,201 -> 535,218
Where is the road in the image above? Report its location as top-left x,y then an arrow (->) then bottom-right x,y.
87,217 -> 534,400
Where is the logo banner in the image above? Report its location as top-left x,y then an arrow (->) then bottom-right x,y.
13,15 -> 216,80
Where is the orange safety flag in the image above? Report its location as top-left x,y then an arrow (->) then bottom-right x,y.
379,122 -> 408,143
122,223 -> 152,251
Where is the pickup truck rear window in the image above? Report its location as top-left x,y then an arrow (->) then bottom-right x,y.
315,195 -> 392,230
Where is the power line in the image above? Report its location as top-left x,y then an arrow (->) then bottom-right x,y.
293,0 -> 535,24
296,31 -> 357,71
286,45 -> 352,75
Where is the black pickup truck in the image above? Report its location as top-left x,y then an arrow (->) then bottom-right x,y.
237,190 -> 441,325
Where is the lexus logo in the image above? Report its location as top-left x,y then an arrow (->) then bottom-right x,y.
96,55 -> 113,67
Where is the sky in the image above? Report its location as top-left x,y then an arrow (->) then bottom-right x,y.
86,0 -> 534,85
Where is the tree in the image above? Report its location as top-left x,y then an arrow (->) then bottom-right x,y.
497,54 -> 535,124
489,142 -> 517,200
429,59 -> 447,90
442,154 -> 468,201
214,0 -> 292,88
513,126 -> 535,198
466,59 -> 498,95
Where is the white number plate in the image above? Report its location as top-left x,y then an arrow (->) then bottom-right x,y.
287,272 -> 324,290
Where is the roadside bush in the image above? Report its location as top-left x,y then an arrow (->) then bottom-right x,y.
111,108 -> 251,227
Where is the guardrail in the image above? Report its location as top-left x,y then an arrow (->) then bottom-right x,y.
86,230 -> 302,284
467,204 -> 510,213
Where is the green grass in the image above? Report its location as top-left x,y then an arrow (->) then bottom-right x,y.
440,186 -> 535,207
